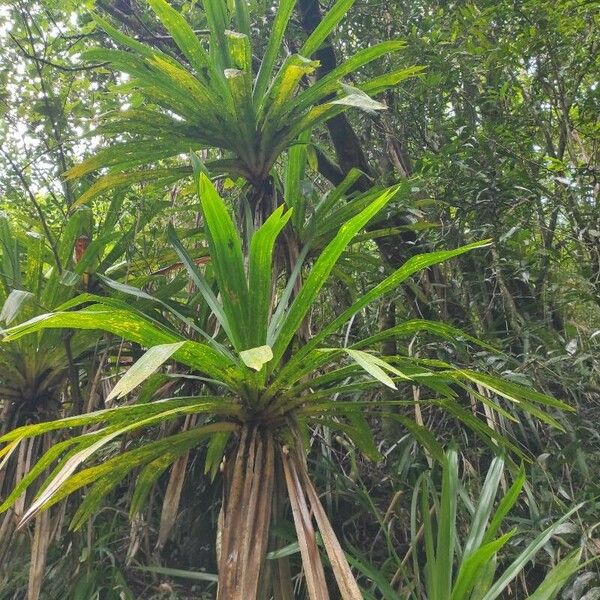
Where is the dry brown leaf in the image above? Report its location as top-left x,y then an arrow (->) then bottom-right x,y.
282,449 -> 330,600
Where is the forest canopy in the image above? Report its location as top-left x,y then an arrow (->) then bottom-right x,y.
0,0 -> 598,599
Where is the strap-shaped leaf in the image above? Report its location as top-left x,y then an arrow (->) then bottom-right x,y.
129,451 -> 184,519
300,0 -> 355,57
345,349 -> 407,390
198,173 -> 249,350
437,400 -> 523,457
524,549 -> 583,600
2,307 -> 239,385
272,240 -> 490,390
149,55 -> 225,119
483,466 -> 525,544
284,130 -> 311,232
166,224 -> 235,344
0,396 -> 239,446
353,319 -> 498,353
283,102 -> 344,143
0,214 -> 21,291
480,505 -> 582,600
107,342 -> 184,401
315,414 -> 380,461
201,0 -> 230,69
462,455 -> 505,562
17,405 -> 233,527
457,370 -> 571,412
204,430 -> 232,481
435,449 -> 458,599
234,0 -> 251,36
23,423 -> 237,528
292,40 -> 407,114
311,168 -> 367,222
359,66 -> 426,96
225,68 -> 257,164
91,12 -> 174,63
248,205 -> 292,344
98,274 -> 231,356
258,54 -> 319,124
270,184 -> 401,365
148,0 -> 212,75
65,137 -> 203,180
72,167 -> 192,207
254,0 -> 297,100
450,533 -> 515,600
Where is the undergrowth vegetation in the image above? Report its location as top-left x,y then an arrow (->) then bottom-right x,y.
0,0 -> 598,598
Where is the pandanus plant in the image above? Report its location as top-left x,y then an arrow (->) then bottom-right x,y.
0,197 -> 165,599
67,0 -> 420,210
0,175 -> 569,599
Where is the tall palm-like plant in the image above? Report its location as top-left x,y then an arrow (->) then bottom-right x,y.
67,0 -> 420,212
0,175 -> 569,599
0,197 -> 162,599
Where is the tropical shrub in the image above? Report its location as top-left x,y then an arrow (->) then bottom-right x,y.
410,450 -> 582,600
0,172 -> 571,599
67,0 -> 420,211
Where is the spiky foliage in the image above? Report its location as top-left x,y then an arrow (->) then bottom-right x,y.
0,210 -> 93,428
0,174 -> 570,599
66,0 -> 420,204
412,450 -> 582,600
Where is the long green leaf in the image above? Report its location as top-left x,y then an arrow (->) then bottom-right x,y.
450,532 -> 515,600
2,307 -> 240,386
462,455 -> 505,561
481,505 -> 583,600
300,0 -> 355,57
292,40 -> 406,114
270,184 -> 401,365
248,205 -> 292,345
147,0 -> 211,75
198,174 -> 249,350
166,223 -> 235,343
525,550 -> 583,600
272,240 -> 490,391
435,449 -> 458,600
484,466 -> 525,544
0,397 -> 239,445
254,0 -> 297,100
38,423 -> 237,526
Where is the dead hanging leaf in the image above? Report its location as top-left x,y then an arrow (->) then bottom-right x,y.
28,436 -> 54,600
282,450 -> 330,600
299,460 -> 363,600
157,418 -> 193,550
28,511 -> 51,600
219,427 -> 248,591
270,462 -> 296,600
